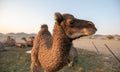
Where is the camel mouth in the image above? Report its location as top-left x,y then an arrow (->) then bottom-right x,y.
72,35 -> 87,40
71,28 -> 96,40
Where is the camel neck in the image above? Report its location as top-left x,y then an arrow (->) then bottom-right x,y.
37,23 -> 73,71
52,23 -> 72,57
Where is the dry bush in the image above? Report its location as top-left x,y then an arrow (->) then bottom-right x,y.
106,35 -> 114,40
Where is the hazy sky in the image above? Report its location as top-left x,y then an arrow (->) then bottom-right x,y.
0,0 -> 120,34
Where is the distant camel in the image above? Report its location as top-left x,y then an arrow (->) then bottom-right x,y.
3,36 -> 16,47
31,12 -> 97,72
22,36 -> 34,47
15,43 -> 27,48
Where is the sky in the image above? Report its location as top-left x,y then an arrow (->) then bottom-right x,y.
0,0 -> 120,35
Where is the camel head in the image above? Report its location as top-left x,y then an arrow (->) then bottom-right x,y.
40,24 -> 48,31
54,12 -> 97,40
21,37 -> 26,41
41,24 -> 48,29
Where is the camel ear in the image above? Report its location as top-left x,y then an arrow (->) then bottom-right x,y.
54,12 -> 63,23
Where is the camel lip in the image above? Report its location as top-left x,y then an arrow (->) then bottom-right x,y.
72,35 -> 87,40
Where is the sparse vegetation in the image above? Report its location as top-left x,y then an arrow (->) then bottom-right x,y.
0,47 -> 31,72
0,47 -> 119,72
117,38 -> 120,40
106,35 -> 114,40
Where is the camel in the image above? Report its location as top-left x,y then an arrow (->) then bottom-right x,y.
21,36 -> 34,47
15,37 -> 34,48
31,12 -> 97,72
15,43 -> 27,48
3,36 -> 16,47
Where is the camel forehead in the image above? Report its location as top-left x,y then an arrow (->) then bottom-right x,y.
41,24 -> 48,29
62,14 -> 74,19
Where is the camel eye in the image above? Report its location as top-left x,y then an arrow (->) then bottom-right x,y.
69,20 -> 74,25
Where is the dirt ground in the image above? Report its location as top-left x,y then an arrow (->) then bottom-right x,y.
73,39 -> 120,62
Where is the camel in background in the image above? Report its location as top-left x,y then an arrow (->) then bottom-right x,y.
3,36 -> 16,47
22,36 -> 34,47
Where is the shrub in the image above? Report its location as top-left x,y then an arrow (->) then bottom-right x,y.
106,35 -> 114,40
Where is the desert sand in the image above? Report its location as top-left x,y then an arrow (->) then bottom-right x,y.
73,38 -> 120,60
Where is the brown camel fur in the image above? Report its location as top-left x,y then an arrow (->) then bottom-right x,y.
31,25 -> 78,67
31,12 -> 97,72
31,24 -> 52,72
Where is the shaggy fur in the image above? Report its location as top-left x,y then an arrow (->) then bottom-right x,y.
31,24 -> 52,72
31,12 -> 97,72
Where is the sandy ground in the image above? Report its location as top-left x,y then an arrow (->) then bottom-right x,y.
73,39 -> 120,60
1,37 -> 120,62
